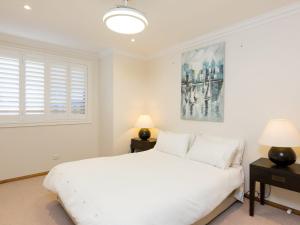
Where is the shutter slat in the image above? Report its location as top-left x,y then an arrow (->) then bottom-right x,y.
0,68 -> 20,74
0,93 -> 19,98
0,57 -> 19,64
50,92 -> 67,96
0,64 -> 19,70
0,77 -> 20,83
24,76 -> 44,81
0,83 -> 19,88
50,96 -> 67,100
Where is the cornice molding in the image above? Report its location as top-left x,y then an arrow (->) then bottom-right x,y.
0,33 -> 99,60
98,48 -> 114,59
98,48 -> 148,61
148,2 -> 300,60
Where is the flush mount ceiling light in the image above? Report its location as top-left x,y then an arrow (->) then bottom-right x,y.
103,0 -> 148,35
24,5 -> 32,10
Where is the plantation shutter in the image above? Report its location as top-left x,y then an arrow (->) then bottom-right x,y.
0,56 -> 20,115
49,64 -> 68,113
24,59 -> 45,114
70,65 -> 87,114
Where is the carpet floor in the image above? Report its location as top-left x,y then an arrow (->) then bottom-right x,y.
0,176 -> 299,225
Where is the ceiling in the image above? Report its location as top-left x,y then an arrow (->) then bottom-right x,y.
0,0 -> 298,57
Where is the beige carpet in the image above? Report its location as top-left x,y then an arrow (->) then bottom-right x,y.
0,176 -> 299,225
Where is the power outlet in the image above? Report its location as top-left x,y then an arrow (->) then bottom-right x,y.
52,154 -> 60,160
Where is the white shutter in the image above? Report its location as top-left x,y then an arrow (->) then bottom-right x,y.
70,65 -> 87,114
0,56 -> 20,115
49,64 -> 68,113
24,59 -> 45,114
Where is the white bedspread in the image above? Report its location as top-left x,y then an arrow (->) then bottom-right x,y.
44,150 -> 244,225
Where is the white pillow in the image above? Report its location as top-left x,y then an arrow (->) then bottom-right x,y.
154,131 -> 190,157
202,135 -> 245,166
187,136 -> 239,169
233,141 -> 245,166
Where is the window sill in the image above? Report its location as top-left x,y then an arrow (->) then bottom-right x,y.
0,119 -> 92,128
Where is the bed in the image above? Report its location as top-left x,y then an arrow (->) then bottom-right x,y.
44,149 -> 244,225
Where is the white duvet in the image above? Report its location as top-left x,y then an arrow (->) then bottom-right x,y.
44,150 -> 244,225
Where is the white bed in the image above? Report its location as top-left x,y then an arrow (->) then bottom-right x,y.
44,149 -> 244,225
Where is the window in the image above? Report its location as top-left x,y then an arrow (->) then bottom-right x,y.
0,49 -> 89,126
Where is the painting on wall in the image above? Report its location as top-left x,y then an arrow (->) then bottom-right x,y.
181,42 -> 225,122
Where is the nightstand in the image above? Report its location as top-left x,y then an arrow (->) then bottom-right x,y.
249,158 -> 300,216
130,138 -> 157,153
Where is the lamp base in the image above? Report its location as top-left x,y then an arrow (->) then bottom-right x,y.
268,147 -> 296,167
138,128 -> 151,140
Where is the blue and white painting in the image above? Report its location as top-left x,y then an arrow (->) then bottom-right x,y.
181,42 -> 225,122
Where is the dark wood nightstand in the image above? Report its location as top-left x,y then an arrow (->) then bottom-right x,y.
130,138 -> 157,153
249,158 -> 300,216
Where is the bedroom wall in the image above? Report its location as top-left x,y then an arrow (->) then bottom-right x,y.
98,52 -> 148,156
0,36 -> 101,180
98,53 -> 114,156
113,54 -> 148,155
146,10 -> 300,210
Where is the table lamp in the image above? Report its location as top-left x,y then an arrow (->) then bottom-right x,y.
259,119 -> 300,167
135,115 -> 154,140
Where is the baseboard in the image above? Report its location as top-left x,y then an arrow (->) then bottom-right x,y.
0,172 -> 48,184
244,193 -> 300,216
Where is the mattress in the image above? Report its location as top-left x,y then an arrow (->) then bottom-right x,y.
44,150 -> 244,225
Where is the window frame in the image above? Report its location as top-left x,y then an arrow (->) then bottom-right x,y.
0,47 -> 91,127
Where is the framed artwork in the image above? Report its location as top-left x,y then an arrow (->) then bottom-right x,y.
181,42 -> 225,122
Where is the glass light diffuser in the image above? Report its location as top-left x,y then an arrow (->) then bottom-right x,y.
103,7 -> 148,34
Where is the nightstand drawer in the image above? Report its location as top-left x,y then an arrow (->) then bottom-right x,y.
250,165 -> 300,192
271,175 -> 286,183
133,141 -> 152,150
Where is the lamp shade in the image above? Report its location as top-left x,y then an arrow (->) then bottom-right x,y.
135,115 -> 154,128
259,119 -> 300,148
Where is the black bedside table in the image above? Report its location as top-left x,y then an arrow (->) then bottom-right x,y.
130,138 -> 157,153
249,158 -> 300,216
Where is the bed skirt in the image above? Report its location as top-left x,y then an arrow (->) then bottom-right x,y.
57,190 -> 238,225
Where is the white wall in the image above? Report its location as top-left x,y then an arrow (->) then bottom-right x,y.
0,38 -> 101,180
98,54 -> 114,156
146,12 -> 300,210
98,52 -> 148,156
113,54 -> 148,155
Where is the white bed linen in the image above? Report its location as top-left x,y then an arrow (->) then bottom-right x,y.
44,150 -> 244,225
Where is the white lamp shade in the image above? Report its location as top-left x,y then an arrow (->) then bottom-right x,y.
135,115 -> 154,128
259,119 -> 300,147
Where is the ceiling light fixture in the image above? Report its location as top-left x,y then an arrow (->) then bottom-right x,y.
131,38 -> 135,42
24,5 -> 32,10
103,0 -> 148,35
